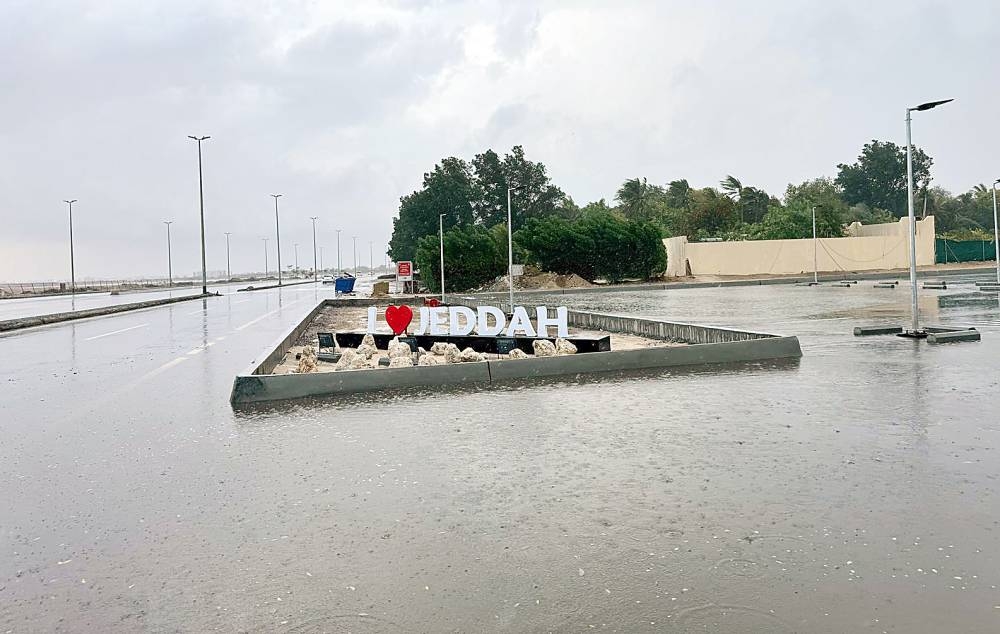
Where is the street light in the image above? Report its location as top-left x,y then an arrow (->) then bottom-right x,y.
64,199 -> 77,294
336,229 -> 342,272
270,194 -> 283,287
903,99 -> 952,337
506,185 -> 525,314
224,232 -> 232,281
262,237 -> 269,278
187,135 -> 210,294
439,213 -> 446,301
811,206 -> 819,285
352,236 -> 358,278
164,221 -> 174,287
310,217 -> 318,282
992,179 -> 1000,285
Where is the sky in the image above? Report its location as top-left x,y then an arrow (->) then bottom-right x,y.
1,0 -> 997,282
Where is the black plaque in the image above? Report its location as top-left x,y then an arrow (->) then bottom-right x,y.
496,337 -> 517,354
317,332 -> 335,349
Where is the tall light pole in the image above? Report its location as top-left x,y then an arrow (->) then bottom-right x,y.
224,232 -> 232,281
164,221 -> 174,287
369,240 -> 373,274
310,217 -> 318,282
506,185 -> 524,314
270,194 -> 283,287
320,246 -> 324,270
187,135 -> 210,294
352,236 -> 358,277
439,213 -> 446,301
294,243 -> 299,271
262,237 -> 269,278
811,206 -> 818,285
992,179 -> 1000,284
903,99 -> 952,337
64,199 -> 77,294
336,229 -> 342,271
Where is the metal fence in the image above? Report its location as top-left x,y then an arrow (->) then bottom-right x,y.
0,279 -> 193,298
936,238 -> 997,264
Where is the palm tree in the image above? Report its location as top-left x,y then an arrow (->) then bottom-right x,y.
720,175 -> 743,201
615,177 -> 661,221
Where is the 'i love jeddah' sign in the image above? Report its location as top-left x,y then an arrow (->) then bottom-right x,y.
367,305 -> 569,338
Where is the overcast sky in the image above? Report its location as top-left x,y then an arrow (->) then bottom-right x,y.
1,0 -> 996,282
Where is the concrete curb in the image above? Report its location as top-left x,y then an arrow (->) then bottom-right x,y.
0,293 -> 216,333
236,279 -> 315,292
451,265 -> 1000,300
230,299 -> 802,404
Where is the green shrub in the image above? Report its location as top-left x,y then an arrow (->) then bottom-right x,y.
415,225 -> 505,293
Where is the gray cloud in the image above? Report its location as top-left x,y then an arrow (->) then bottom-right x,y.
0,0 -> 996,281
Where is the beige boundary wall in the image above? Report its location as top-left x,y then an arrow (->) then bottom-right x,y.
664,216 -> 935,277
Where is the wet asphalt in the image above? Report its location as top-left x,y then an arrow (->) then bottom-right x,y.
2,277 -> 999,632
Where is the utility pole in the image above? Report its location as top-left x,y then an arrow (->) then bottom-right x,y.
310,217 -> 318,282
164,221 -> 174,287
439,213 -> 446,301
369,240 -> 373,274
903,99 -> 952,337
336,229 -> 342,271
224,232 -> 232,281
64,199 -> 77,294
811,206 -> 818,285
294,243 -> 299,271
262,237 -> 269,278
271,194 -> 283,286
187,135 -> 210,294
992,180 -> 1000,285
352,236 -> 358,278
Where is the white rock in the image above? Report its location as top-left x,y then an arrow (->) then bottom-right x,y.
430,342 -> 451,356
533,339 -> 557,357
555,338 -> 578,355
458,347 -> 484,363
443,343 -> 462,364
388,341 -> 412,358
418,354 -> 446,366
361,333 -> 376,347
297,346 -> 318,373
334,349 -> 367,371
389,356 -> 414,368
356,343 -> 379,360
507,348 -> 529,359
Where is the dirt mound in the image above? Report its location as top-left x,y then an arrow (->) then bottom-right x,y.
479,272 -> 594,292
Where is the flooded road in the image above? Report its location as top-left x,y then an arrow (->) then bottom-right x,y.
2,281 -> 1000,632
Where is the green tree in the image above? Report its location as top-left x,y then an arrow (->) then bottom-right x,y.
665,179 -> 693,209
836,140 -> 933,217
684,188 -> 737,238
615,177 -> 665,222
719,175 -> 742,200
415,225 -> 505,293
472,146 -> 566,228
783,178 -> 848,237
515,216 -> 597,278
388,158 -> 476,261
748,206 -> 812,240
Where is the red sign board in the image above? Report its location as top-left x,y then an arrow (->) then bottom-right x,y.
396,260 -> 413,281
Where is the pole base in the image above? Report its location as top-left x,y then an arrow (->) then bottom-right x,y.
897,330 -> 928,339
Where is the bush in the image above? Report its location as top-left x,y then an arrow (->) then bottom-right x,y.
515,214 -> 667,283
415,225 -> 505,293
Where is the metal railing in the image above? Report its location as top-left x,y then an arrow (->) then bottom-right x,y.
0,279 -> 194,298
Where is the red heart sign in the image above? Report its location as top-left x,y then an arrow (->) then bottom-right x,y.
384,305 -> 413,335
